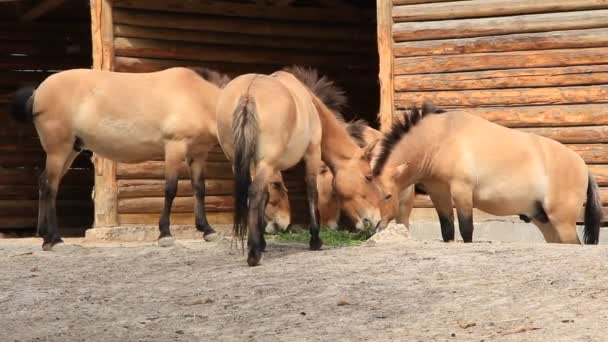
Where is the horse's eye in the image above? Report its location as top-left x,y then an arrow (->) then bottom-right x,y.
364,174 -> 372,182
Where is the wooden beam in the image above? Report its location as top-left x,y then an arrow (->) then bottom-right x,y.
393,9 -> 608,42
377,0 -> 394,132
20,0 -> 66,21
393,0 -> 608,22
90,0 -> 117,227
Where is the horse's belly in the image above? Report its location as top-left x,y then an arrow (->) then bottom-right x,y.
75,121 -> 164,163
473,188 -> 540,217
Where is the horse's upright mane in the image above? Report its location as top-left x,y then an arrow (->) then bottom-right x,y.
372,101 -> 446,176
189,67 -> 232,88
282,65 -> 347,115
346,119 -> 370,148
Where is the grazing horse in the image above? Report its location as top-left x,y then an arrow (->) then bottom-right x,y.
316,119 -> 415,230
373,101 -> 603,244
215,66 -> 386,266
10,67 -> 290,250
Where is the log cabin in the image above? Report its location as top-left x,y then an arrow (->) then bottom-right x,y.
0,0 -> 606,237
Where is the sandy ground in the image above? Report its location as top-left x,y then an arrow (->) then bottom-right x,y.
1,236 -> 608,342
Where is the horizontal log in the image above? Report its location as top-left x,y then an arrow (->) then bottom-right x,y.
0,22 -> 90,41
393,0 -> 608,22
0,168 -> 93,186
568,144 -> 608,164
0,56 -> 92,71
113,9 -> 375,42
118,196 -> 233,214
114,25 -> 372,54
590,165 -> 608,185
409,207 -> 608,224
519,126 -> 608,144
118,212 -> 233,225
395,85 -> 608,107
460,104 -> 608,128
0,184 -> 92,200
0,71 -> 53,87
0,154 -> 92,168
116,161 -> 233,180
0,40 -> 89,57
113,0 -> 374,23
395,65 -> 608,91
394,28 -> 608,57
0,200 -> 92,216
393,9 -> 608,42
394,0 -> 465,4
0,216 -> 92,229
117,179 -> 233,198
114,37 -> 371,69
395,47 -> 608,75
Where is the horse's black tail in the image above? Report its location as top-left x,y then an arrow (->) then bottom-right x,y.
10,87 -> 36,123
232,95 -> 258,243
584,172 -> 603,244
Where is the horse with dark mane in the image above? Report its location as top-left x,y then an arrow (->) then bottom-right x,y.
317,119 -> 415,230
374,101 -> 603,244
215,66 -> 387,266
10,67 -> 290,250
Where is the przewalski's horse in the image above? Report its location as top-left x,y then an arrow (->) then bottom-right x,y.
10,67 -> 291,250
373,101 -> 603,244
316,120 -> 415,230
215,66 -> 386,266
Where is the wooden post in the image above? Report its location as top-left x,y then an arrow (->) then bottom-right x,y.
90,0 -> 118,226
377,0 -> 394,131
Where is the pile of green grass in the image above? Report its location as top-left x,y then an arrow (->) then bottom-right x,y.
277,227 -> 373,247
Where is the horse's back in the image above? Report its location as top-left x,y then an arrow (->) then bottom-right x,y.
33,67 -> 219,162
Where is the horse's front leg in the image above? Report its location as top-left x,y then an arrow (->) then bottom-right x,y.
158,142 -> 187,247
187,153 -> 218,241
304,144 -> 323,250
452,184 -> 474,243
426,184 -> 455,242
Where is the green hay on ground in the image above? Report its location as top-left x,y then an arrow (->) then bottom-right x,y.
277,227 -> 373,247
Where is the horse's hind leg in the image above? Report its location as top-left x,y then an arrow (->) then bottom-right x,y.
246,164 -> 272,266
426,185 -> 455,242
304,144 -> 323,251
187,153 -> 218,241
158,142 -> 187,246
39,147 -> 79,251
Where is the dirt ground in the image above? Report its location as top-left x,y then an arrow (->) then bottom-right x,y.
1,235 -> 607,342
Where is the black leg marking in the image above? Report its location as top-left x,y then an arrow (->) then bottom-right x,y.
519,215 -> 531,223
192,174 -> 216,237
534,201 -> 549,224
456,209 -> 474,243
305,175 -> 322,250
39,172 -> 62,250
437,212 -> 455,242
159,176 -> 178,239
259,189 -> 269,252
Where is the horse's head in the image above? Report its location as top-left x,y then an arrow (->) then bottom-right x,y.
264,173 -> 291,234
332,141 -> 390,231
317,163 -> 340,229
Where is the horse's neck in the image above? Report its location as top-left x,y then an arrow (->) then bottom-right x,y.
312,96 -> 359,171
394,125 -> 438,183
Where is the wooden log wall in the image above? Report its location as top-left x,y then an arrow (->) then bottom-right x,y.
0,19 -> 92,229
392,0 -> 608,223
108,0 -> 378,225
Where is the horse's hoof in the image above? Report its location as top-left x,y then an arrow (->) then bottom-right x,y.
41,239 -> 64,251
247,249 -> 263,267
203,232 -> 221,242
309,238 -> 323,251
158,236 -> 175,247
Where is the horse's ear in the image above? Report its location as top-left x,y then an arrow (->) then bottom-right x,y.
421,100 -> 445,115
362,139 -> 379,161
